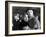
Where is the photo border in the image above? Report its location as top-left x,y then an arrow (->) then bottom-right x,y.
5,1 -> 45,36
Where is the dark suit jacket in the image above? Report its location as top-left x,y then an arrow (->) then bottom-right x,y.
12,18 -> 29,30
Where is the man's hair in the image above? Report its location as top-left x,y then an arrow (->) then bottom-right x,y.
26,9 -> 37,17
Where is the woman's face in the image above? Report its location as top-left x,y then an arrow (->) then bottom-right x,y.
14,14 -> 19,21
24,14 -> 28,22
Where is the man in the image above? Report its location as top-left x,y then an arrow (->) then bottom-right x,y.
23,9 -> 40,30
23,10 -> 35,30
27,10 -> 40,29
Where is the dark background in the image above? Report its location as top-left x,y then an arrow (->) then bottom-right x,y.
12,6 -> 40,17
12,6 -> 40,30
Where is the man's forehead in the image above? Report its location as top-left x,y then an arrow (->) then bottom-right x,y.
28,10 -> 33,12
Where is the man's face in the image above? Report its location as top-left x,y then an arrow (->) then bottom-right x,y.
28,10 -> 34,17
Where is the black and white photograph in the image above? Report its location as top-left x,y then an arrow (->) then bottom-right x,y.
12,7 -> 40,30
5,1 -> 45,36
